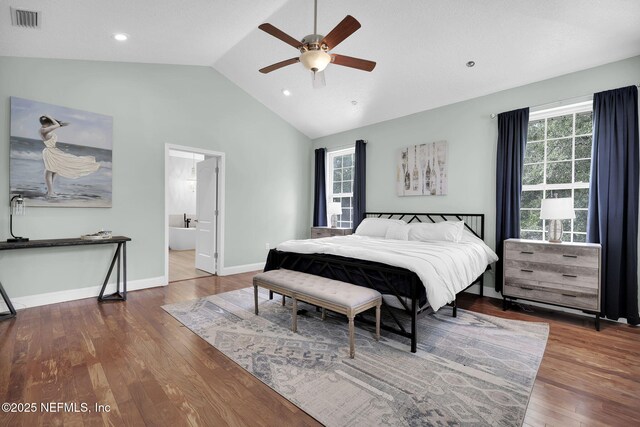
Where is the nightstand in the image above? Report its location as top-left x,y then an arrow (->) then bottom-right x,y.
502,238 -> 601,330
311,227 -> 353,239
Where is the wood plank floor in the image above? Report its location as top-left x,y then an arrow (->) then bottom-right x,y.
168,249 -> 211,283
0,273 -> 638,426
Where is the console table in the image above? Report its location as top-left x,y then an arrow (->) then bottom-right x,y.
0,236 -> 131,321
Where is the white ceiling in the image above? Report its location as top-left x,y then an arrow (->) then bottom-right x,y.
2,0 -> 640,139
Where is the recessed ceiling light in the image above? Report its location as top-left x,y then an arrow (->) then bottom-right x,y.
281,89 -> 291,96
466,60 -> 476,68
113,33 -> 129,42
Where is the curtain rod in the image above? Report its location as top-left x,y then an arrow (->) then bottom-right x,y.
490,84 -> 640,119
323,141 -> 366,152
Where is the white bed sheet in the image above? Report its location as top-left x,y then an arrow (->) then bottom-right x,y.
277,235 -> 498,312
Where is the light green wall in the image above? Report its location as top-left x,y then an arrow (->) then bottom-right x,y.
313,56 -> 640,296
0,56 -> 311,299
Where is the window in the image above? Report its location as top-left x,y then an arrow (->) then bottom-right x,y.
520,101 -> 593,242
327,147 -> 355,228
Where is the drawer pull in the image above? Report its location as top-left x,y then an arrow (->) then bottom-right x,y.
562,274 -> 578,278
519,286 -> 534,291
561,293 -> 577,297
520,251 -> 534,255
520,269 -> 534,273
563,254 -> 578,258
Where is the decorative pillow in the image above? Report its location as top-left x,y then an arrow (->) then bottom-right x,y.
407,221 -> 464,243
355,218 -> 407,238
384,223 -> 410,240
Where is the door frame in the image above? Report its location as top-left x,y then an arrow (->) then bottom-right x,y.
164,144 -> 225,283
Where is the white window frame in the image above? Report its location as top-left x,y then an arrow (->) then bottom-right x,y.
326,147 -> 355,228
521,100 -> 593,242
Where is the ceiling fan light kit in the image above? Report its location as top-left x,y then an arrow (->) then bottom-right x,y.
258,0 -> 376,87
300,50 -> 331,72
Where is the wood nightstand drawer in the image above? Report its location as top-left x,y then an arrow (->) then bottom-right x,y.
311,227 -> 353,239
504,281 -> 598,311
311,229 -> 326,238
504,242 -> 599,268
504,260 -> 599,289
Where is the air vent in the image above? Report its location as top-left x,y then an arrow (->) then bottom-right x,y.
10,7 -> 41,29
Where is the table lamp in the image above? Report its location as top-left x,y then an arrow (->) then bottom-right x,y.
540,197 -> 575,243
328,202 -> 342,228
8,194 -> 29,243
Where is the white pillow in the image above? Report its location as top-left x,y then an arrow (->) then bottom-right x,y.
384,223 -> 410,240
407,221 -> 464,243
355,218 -> 407,238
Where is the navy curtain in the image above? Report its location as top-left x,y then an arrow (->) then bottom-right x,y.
587,85 -> 639,325
495,108 -> 530,292
313,148 -> 327,227
353,140 -> 367,231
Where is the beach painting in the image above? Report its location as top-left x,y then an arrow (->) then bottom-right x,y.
10,97 -> 113,207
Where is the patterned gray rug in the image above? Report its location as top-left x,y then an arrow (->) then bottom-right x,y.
162,288 -> 548,427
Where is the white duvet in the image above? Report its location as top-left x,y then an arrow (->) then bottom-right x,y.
277,234 -> 498,312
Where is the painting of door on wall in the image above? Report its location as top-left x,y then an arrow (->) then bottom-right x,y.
396,141 -> 448,196
10,97 -> 113,207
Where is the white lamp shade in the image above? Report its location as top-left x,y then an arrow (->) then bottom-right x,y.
540,197 -> 575,220
300,50 -> 331,72
328,202 -> 342,216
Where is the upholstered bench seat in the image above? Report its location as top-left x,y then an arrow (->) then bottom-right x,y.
253,269 -> 382,358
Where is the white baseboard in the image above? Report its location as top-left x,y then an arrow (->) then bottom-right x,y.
219,262 -> 264,276
6,272 -> 629,326
9,276 -> 167,311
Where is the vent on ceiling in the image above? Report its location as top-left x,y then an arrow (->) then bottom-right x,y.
10,7 -> 41,29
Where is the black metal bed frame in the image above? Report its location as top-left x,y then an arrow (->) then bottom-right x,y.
268,212 -> 486,353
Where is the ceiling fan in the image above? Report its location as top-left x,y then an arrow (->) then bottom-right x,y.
258,0 -> 376,88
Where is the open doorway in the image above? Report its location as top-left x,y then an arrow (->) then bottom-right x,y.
164,144 -> 225,283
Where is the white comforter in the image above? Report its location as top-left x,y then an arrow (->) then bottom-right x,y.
277,235 -> 498,312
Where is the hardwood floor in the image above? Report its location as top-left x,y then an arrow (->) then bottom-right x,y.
461,297 -> 640,427
0,273 -> 638,426
169,249 -> 211,283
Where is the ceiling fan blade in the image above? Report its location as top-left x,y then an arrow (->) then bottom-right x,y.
321,15 -> 361,50
312,70 -> 326,89
259,57 -> 300,74
331,54 -> 376,72
258,23 -> 303,49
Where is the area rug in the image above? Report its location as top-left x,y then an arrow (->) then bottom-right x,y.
162,288 -> 548,426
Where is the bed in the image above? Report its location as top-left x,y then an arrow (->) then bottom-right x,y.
264,212 -> 497,352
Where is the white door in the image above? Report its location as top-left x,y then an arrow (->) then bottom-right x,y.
195,157 -> 218,274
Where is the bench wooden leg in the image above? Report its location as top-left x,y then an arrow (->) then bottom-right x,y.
348,316 -> 355,358
375,304 -> 381,341
282,294 -> 286,306
321,307 -> 326,320
253,284 -> 259,315
292,297 -> 298,333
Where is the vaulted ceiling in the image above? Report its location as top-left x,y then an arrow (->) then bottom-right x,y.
2,0 -> 640,139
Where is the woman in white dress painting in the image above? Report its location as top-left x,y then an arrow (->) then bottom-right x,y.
39,115 -> 100,197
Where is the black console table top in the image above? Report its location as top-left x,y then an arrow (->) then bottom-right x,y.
0,236 -> 131,251
0,236 -> 131,321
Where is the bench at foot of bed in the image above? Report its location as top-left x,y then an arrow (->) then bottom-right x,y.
253,269 -> 381,359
